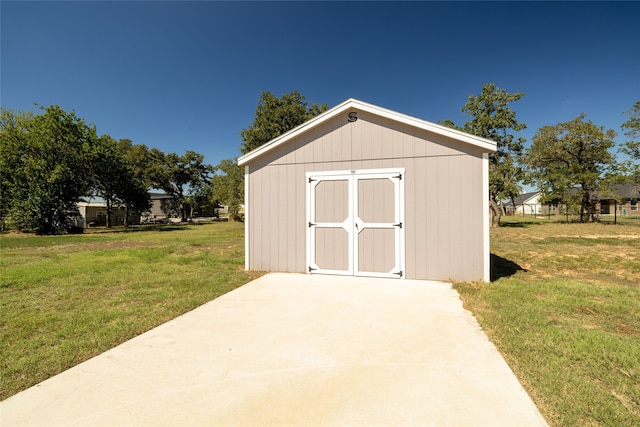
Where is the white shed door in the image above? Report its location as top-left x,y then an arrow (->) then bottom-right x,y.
307,169 -> 404,278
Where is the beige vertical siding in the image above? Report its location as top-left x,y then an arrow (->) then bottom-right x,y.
247,109 -> 487,281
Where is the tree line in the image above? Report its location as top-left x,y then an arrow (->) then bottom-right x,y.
439,85 -> 638,225
2,89 -> 637,233
0,105 -> 225,234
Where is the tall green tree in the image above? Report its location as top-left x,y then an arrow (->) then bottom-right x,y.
443,83 -> 526,226
1,105 -> 95,234
120,180 -> 151,227
240,91 -> 327,154
210,158 -> 244,220
117,139 -> 156,188
89,135 -> 128,228
151,150 -> 213,222
0,109 -> 34,231
526,114 -> 617,223
620,100 -> 640,181
89,135 -> 150,227
113,139 -> 153,225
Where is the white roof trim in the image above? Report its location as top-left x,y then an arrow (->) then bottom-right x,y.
238,98 -> 497,166
521,194 -> 541,204
77,201 -> 107,207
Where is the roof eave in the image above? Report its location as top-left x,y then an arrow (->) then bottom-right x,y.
238,98 -> 497,166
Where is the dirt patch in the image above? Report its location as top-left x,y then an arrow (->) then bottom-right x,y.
615,323 -> 640,335
579,234 -> 640,239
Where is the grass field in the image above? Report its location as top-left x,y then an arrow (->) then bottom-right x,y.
0,222 -> 262,400
455,217 -> 640,426
2,219 -> 639,426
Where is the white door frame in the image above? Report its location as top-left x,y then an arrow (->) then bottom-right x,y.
306,168 -> 405,278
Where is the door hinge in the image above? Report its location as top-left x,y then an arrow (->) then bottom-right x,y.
394,174 -> 402,180
308,222 -> 316,227
308,177 -> 317,183
308,266 -> 317,272
393,222 -> 403,228
394,270 -> 403,277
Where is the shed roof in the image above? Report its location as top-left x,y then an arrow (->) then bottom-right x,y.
238,98 -> 497,166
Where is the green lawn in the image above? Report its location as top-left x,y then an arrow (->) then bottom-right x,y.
0,222 -> 262,400
455,217 -> 640,426
2,219 -> 639,426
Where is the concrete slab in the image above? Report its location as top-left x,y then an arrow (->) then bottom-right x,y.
1,273 -> 548,426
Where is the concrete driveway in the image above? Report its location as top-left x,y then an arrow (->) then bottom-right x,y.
1,273 -> 547,426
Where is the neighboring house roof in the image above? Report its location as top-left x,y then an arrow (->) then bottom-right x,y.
503,191 -> 540,207
504,183 -> 639,206
600,182 -> 640,199
238,98 -> 497,166
150,192 -> 172,200
77,201 -> 108,208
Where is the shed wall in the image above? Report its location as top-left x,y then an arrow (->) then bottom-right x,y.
246,109 -> 486,282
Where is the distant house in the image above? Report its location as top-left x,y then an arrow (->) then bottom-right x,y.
504,192 -> 542,215
597,182 -> 640,216
505,183 -> 639,219
76,193 -> 176,227
144,193 -> 219,222
143,193 -> 180,223
76,201 -> 133,227
213,204 -> 245,221
76,193 -> 246,226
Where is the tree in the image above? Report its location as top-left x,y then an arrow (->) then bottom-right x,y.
1,105 -> 95,234
437,119 -> 462,130
117,139 -> 156,188
240,91 -> 328,154
443,83 -> 527,226
526,114 -> 617,223
120,178 -> 151,227
89,135 -> 128,228
620,100 -> 640,181
210,158 -> 244,220
151,150 -> 213,222
0,109 -> 34,231
89,135 -> 150,227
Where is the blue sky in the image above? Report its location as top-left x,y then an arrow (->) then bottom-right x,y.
2,1 -> 639,171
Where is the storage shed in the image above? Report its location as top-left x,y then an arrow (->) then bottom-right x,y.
238,99 -> 497,282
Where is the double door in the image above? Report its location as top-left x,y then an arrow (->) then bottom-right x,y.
306,169 -> 405,278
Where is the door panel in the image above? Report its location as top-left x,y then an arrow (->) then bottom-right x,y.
357,228 -> 396,273
315,227 -> 349,271
354,174 -> 403,278
307,169 -> 404,278
357,178 -> 395,223
315,180 -> 349,223
307,177 -> 352,275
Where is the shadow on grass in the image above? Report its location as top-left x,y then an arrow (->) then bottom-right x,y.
498,221 -> 539,228
491,253 -> 527,281
85,224 -> 194,234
